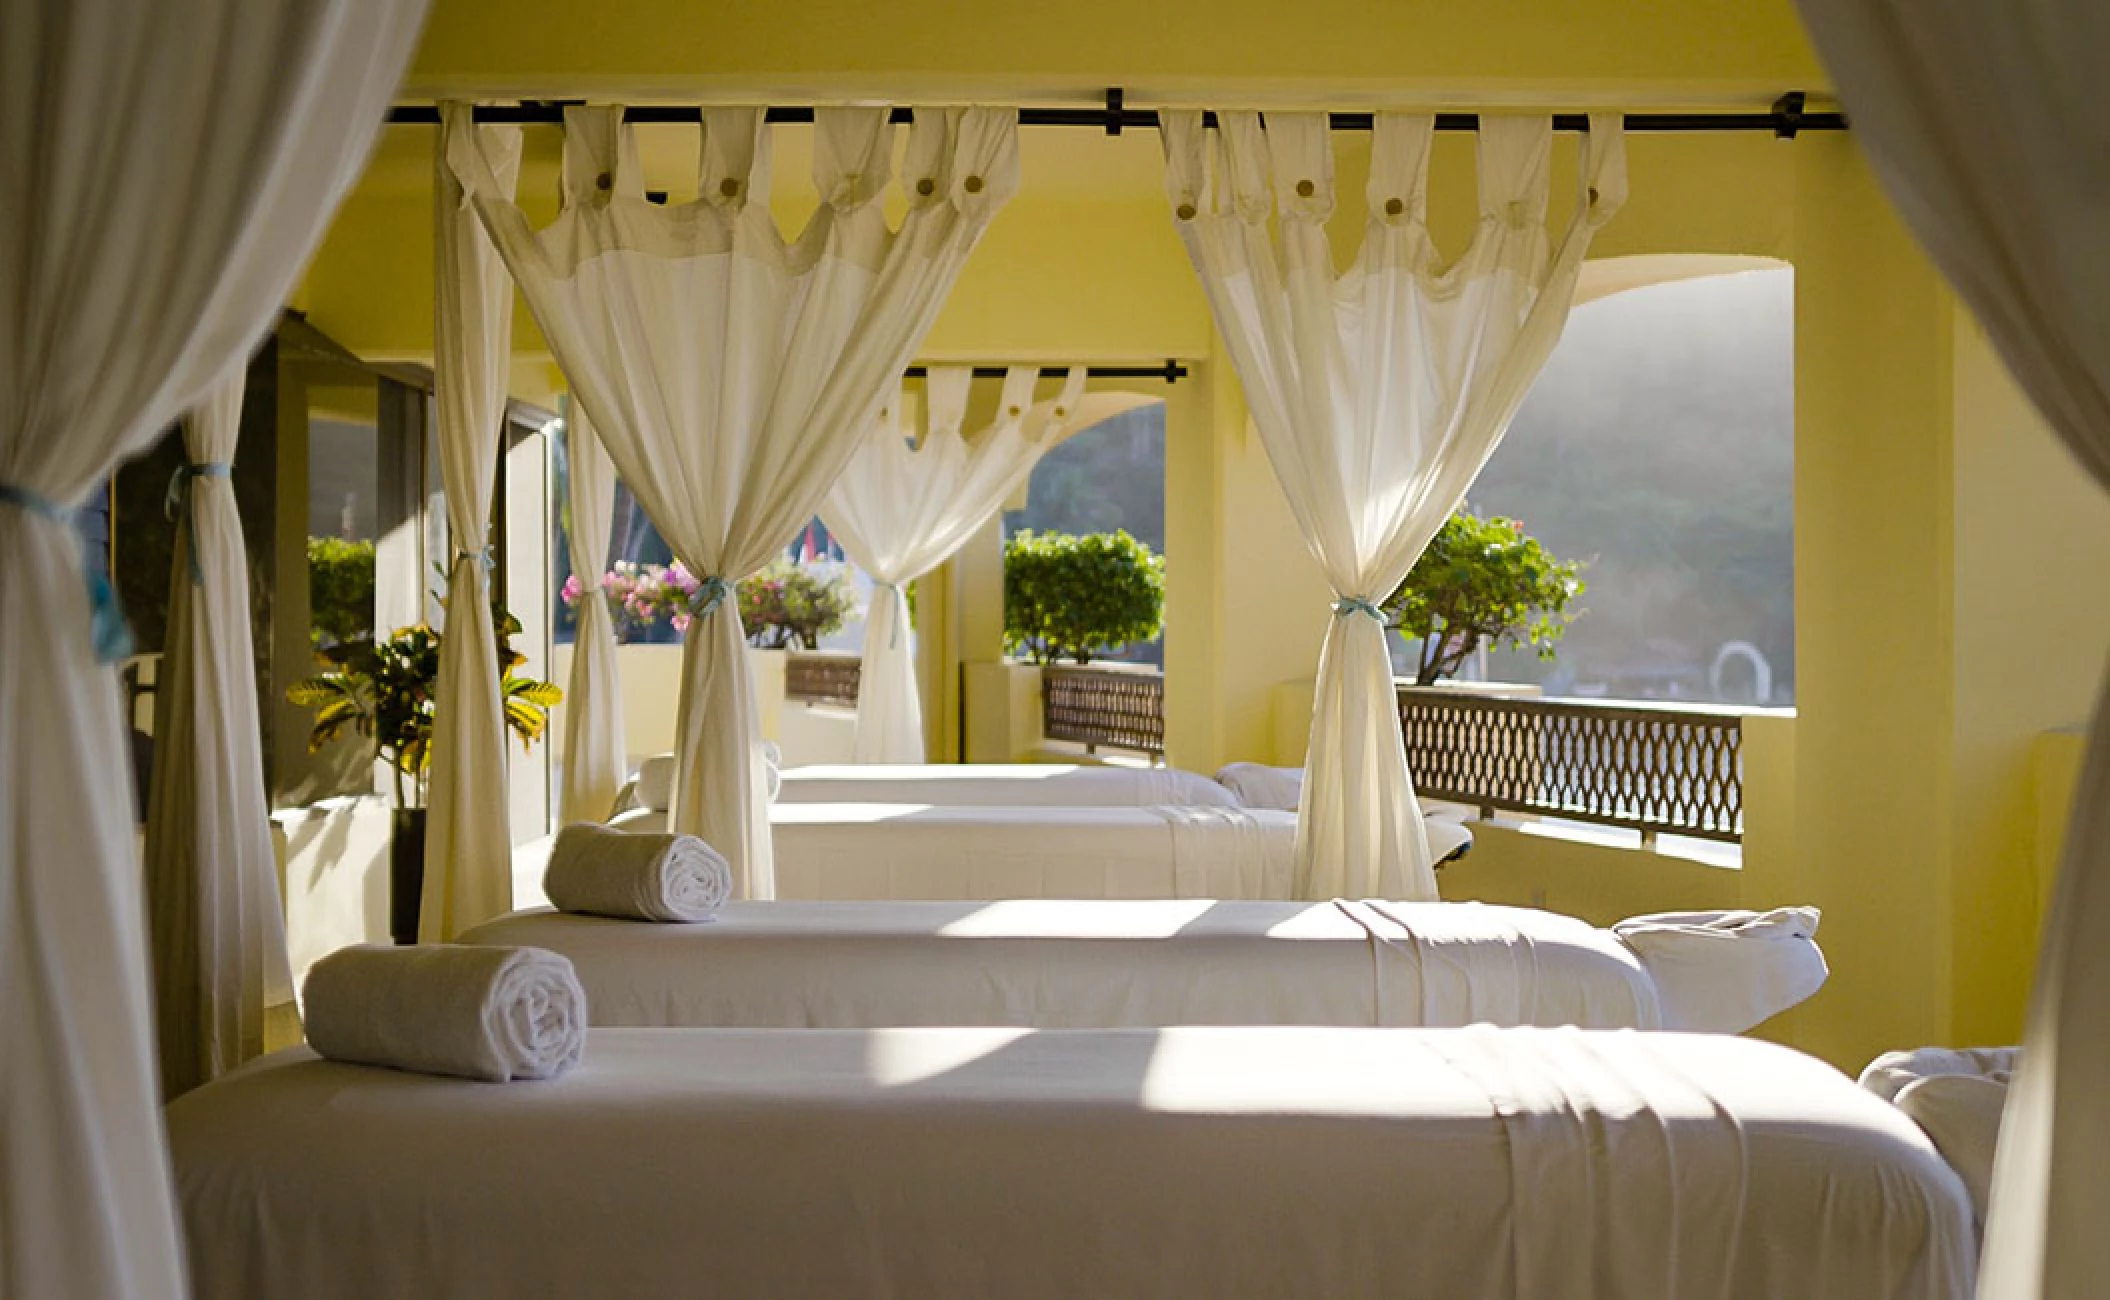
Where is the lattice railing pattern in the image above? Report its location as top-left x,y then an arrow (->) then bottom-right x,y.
1043,665 -> 1165,758
785,651 -> 862,707
1397,689 -> 1745,842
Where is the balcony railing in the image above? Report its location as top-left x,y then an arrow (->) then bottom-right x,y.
785,650 -> 862,707
1042,664 -> 1166,759
1396,688 -> 1745,843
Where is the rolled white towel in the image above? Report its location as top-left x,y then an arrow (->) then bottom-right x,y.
302,944 -> 586,1082
544,822 -> 732,922
1611,906 -> 1828,1033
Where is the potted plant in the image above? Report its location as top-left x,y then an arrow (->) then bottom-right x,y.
1383,510 -> 1585,686
288,609 -> 561,943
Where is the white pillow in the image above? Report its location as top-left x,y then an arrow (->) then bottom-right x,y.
632,754 -> 676,813
1611,907 -> 1829,1033
1213,763 -> 1304,811
631,746 -> 780,816
1858,1046 -> 2020,1103
1895,1073 -> 2010,1223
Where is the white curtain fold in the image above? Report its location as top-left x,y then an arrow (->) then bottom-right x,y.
144,368 -> 295,1101
422,108 -> 523,942
825,364 -> 1086,763
0,2 -> 425,1295
1786,4 -> 2110,1294
448,103 -> 1019,898
561,401 -> 627,821
1162,111 -> 1624,902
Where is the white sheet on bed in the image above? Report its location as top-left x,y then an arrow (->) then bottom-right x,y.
169,1027 -> 1975,1300
773,762 -> 1242,807
760,802 -> 1299,901
460,899 -> 1662,1030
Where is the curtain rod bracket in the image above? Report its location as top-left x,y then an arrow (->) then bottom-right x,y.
1771,91 -> 1808,140
1105,88 -> 1125,137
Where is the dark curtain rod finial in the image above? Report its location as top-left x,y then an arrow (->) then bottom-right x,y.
389,89 -> 1845,135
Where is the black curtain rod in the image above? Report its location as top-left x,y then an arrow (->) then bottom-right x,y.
391,90 -> 1842,139
904,361 -> 1187,383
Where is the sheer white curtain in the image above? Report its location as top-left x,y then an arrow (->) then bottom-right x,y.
423,108 -> 523,941
824,364 -> 1084,763
1162,111 -> 1624,902
450,103 -> 1019,898
1788,4 -> 2110,1294
145,369 -> 295,1100
0,3 -> 424,1295
561,401 -> 627,821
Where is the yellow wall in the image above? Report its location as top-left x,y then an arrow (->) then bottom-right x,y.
1950,317 -> 2110,1041
1445,822 -> 1743,928
400,0 -> 1823,104
2033,729 -> 2090,923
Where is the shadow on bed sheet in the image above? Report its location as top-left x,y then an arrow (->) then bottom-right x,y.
859,1025 -> 1167,1107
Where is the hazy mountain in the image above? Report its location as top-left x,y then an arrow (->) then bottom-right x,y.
1468,268 -> 1794,704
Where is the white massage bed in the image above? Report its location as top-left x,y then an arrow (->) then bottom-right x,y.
776,761 -> 1245,807
596,802 -> 1472,899
461,898 -> 1675,1030
631,755 -> 1471,831
461,899 -> 1825,1034
168,1026 -> 1975,1300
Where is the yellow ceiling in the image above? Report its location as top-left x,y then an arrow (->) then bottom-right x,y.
400,0 -> 1829,109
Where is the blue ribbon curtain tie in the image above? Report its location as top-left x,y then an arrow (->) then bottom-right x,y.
687,575 -> 733,620
0,482 -> 133,663
874,580 -> 905,650
454,545 -> 496,574
164,461 -> 232,585
1332,594 -> 1389,625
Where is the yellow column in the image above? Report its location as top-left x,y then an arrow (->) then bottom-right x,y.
1162,359 -> 1224,772
914,556 -> 959,762
954,515 -> 1016,763
1791,134 -> 1958,1069
1214,362 -> 1332,767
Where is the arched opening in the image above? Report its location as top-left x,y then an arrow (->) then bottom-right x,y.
1440,256 -> 1795,707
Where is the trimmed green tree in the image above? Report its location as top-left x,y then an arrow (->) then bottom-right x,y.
1003,529 -> 1165,665
1383,510 -> 1585,686
307,536 -> 376,649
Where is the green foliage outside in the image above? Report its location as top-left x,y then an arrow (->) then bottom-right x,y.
1003,529 -> 1165,665
737,558 -> 855,650
1384,511 -> 1585,686
308,536 -> 375,648
286,607 -> 562,809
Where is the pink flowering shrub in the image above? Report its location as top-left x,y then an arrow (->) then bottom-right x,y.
564,557 -> 850,647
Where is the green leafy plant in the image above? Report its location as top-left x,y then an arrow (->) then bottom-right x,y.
1003,529 -> 1165,665
286,608 -> 562,809
737,558 -> 855,650
307,536 -> 376,649
1383,510 -> 1585,686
